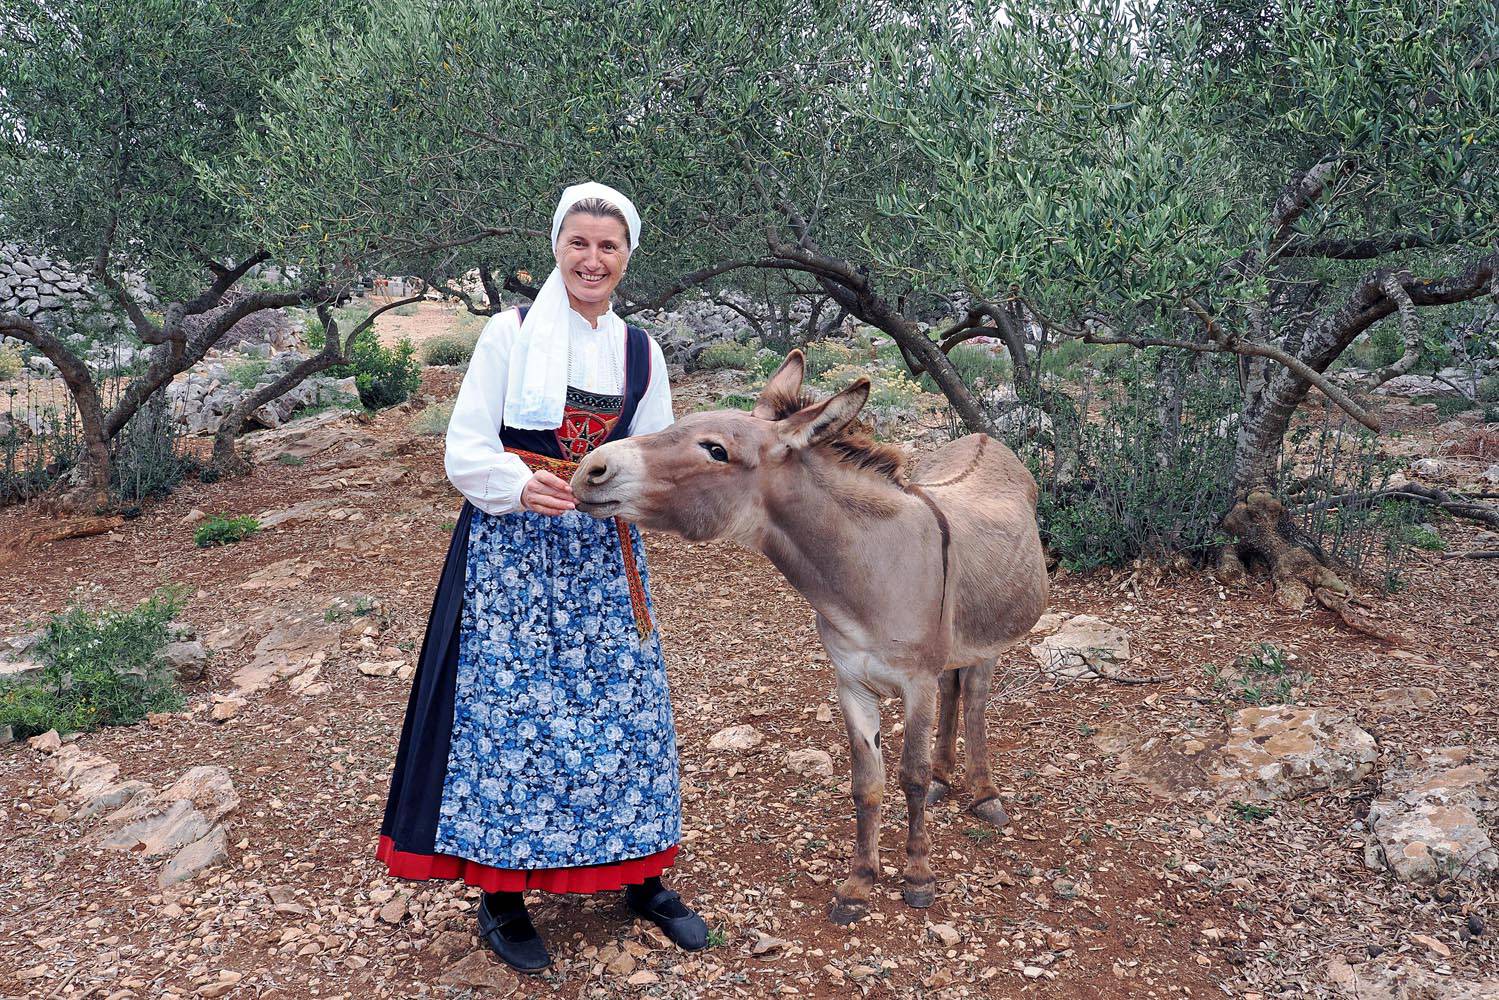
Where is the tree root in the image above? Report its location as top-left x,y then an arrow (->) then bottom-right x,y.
1218,490 -> 1401,644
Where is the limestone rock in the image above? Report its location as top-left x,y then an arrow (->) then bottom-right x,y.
158,826 -> 228,887
1365,748 -> 1496,884
1029,615 -> 1130,681
28,729 -> 61,753
161,641 -> 209,682
708,724 -> 764,751
1209,706 -> 1376,801
1326,957 -> 1499,999
0,657 -> 46,685
1375,374 -> 1469,399
438,951 -> 517,994
1409,458 -> 1450,478
786,748 -> 835,778
209,696 -> 245,722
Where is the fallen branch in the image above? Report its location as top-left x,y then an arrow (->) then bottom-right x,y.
1442,549 -> 1499,560
0,515 -> 125,568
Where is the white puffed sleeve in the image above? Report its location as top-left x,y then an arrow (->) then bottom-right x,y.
444,310 -> 533,514
628,336 -> 675,435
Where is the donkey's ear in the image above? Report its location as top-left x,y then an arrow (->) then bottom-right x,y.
751,350 -> 806,419
780,378 -> 870,449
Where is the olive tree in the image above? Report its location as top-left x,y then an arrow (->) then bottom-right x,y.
857,0 -> 1499,607
0,0 -> 358,504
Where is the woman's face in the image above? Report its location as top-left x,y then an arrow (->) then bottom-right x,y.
554,212 -> 631,313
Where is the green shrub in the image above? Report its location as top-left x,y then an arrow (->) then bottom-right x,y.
697,341 -> 757,370
421,332 -> 479,367
110,394 -> 197,509
1037,338 -> 1099,377
194,514 -> 260,548
0,344 -> 22,380
349,334 -> 421,409
0,589 -> 185,738
1006,351 -> 1241,570
919,343 -> 1011,395
411,401 -> 454,436
226,357 -> 270,390
274,452 -> 305,466
1206,643 -> 1299,705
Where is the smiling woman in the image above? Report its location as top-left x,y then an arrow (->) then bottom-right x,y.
377,183 -> 707,974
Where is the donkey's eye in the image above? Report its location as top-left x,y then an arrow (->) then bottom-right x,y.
700,441 -> 729,463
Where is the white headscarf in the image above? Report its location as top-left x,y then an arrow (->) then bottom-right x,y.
503,181 -> 642,431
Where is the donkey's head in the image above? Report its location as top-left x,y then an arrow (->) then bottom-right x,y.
572,351 -> 901,543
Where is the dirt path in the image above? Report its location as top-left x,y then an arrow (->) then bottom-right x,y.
0,369 -> 1495,999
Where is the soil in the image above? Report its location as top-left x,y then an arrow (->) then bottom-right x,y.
0,347 -> 1495,1000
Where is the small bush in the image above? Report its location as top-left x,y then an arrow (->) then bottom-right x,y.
349,334 -> 421,410
919,343 -> 1011,395
306,313 -> 420,409
226,357 -> 270,390
697,341 -> 757,371
1434,395 -> 1475,418
1037,338 -> 1098,377
0,589 -> 185,738
421,332 -> 479,367
110,394 -> 197,509
411,401 -> 454,436
274,452 -> 305,466
1007,351 -> 1241,570
0,344 -> 22,380
1206,643 -> 1299,705
194,514 -> 260,548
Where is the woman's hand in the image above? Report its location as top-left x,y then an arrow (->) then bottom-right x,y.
520,470 -> 576,515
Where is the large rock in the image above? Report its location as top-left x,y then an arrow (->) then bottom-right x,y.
1365,748 -> 1496,884
160,640 -> 209,682
159,826 -> 229,888
1327,958 -> 1499,999
786,748 -> 835,778
94,765 -> 239,858
1208,706 -> 1377,801
1375,374 -> 1469,399
707,724 -> 764,751
0,657 -> 45,685
1029,615 -> 1131,681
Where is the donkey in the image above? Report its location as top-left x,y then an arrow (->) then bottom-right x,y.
570,351 -> 1049,923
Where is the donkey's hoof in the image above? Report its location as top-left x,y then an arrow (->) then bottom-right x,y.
970,796 -> 1010,828
924,780 -> 952,806
903,882 -> 936,909
829,898 -> 869,926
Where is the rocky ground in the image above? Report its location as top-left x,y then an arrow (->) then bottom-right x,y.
0,352 -> 1496,1000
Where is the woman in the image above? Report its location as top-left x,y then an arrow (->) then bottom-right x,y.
378,182 -> 706,974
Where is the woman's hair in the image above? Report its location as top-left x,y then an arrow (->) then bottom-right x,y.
561,197 -> 631,243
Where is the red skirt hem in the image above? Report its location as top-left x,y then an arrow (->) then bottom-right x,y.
376,835 -> 679,895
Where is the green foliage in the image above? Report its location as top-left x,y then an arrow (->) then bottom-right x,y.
1230,801 -> 1275,822
193,515 -> 260,548
346,332 -> 421,410
226,357 -> 271,390
1279,422 -> 1419,579
0,345 -> 21,380
420,332 -> 479,367
0,589 -> 185,739
1208,643 -> 1298,705
109,394 -> 197,509
1402,523 -> 1445,552
274,452 -> 306,466
697,341 -> 758,371
0,0 -> 356,295
411,401 -> 454,436
324,595 -> 376,623
1009,351 -> 1241,570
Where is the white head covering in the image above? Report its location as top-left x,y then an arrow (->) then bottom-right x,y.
503,181 -> 641,431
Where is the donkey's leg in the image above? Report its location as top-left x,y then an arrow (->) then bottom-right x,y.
898,676 -> 939,908
961,659 -> 1010,827
926,668 -> 961,806
831,680 -> 884,926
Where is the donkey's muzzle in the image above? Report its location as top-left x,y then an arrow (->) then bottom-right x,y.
574,450 -> 616,491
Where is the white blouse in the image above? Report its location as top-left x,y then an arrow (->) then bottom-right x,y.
444,307 -> 674,514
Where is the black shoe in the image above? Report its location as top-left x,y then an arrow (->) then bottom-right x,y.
625,884 -> 709,951
476,894 -> 551,974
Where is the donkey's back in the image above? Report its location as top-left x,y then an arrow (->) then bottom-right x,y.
912,433 -> 1048,660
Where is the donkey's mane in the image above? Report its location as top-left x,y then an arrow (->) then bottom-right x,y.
760,385 -> 908,485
